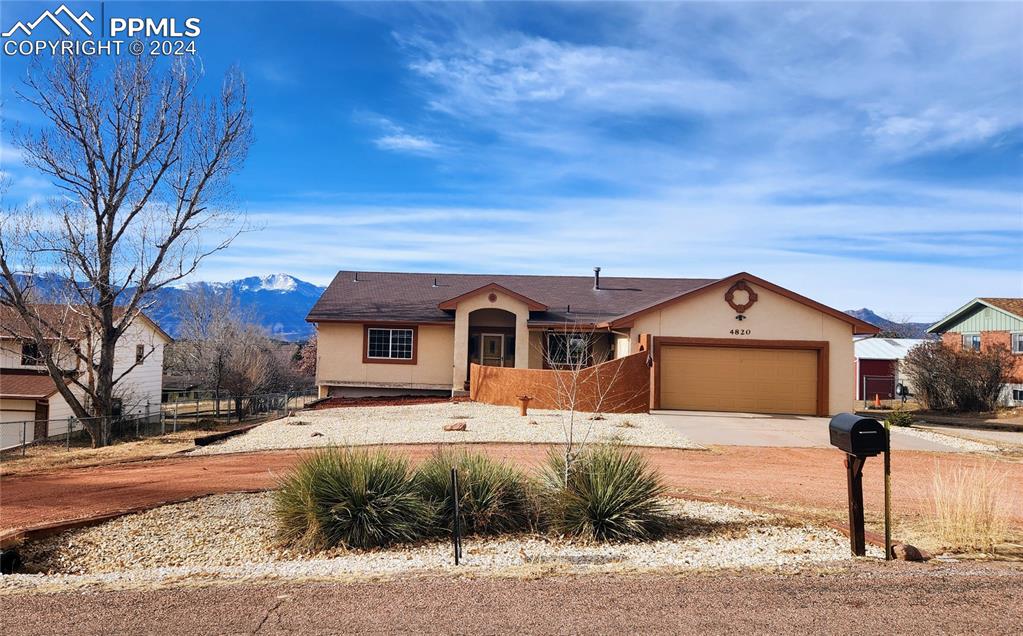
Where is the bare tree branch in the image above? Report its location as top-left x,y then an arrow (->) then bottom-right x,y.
0,57 -> 252,447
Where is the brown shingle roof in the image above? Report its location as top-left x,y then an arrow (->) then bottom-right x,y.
0,369 -> 61,400
306,271 -> 717,325
0,304 -> 172,342
980,298 -> 1023,319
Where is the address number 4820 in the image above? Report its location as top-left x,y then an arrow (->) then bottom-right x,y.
729,329 -> 751,336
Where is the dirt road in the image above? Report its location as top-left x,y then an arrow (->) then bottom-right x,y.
3,563 -> 1021,635
3,444 -> 1020,537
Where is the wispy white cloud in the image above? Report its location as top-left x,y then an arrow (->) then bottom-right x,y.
360,114 -> 443,156
193,170 -> 1022,320
374,132 -> 440,154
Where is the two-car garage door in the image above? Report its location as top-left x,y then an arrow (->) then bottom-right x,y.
659,345 -> 819,415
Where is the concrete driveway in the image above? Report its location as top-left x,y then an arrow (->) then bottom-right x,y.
652,411 -> 979,452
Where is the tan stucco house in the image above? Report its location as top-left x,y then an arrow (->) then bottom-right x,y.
306,270 -> 879,416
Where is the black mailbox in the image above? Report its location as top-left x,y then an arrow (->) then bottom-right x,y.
829,413 -> 888,457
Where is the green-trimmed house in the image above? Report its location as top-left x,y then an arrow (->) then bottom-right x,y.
927,298 -> 1023,406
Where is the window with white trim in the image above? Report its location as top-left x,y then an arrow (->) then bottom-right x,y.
962,333 -> 980,352
1012,333 -> 1023,354
366,328 -> 414,360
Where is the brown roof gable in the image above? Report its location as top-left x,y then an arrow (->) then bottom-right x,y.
980,298 -> 1023,320
607,272 -> 880,335
307,270 -> 877,334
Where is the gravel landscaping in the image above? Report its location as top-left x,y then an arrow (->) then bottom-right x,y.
892,426 -> 1005,454
190,403 -> 700,455
1,492 -> 876,593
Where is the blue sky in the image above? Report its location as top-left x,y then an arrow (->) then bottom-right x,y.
1,1 -> 1021,321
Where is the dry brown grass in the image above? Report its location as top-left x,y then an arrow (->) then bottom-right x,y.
0,425 -> 251,477
926,463 -> 1015,554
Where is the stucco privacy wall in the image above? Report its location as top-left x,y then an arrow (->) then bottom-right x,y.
470,351 -> 651,413
630,282 -> 856,414
316,323 -> 454,390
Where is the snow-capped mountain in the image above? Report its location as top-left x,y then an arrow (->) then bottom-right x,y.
154,274 -> 325,340
11,272 -> 325,341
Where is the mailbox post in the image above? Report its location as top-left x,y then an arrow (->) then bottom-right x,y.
829,413 -> 889,557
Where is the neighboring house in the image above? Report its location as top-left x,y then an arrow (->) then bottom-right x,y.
853,337 -> 927,401
926,297 -> 1023,406
306,270 -> 879,416
0,305 -> 172,449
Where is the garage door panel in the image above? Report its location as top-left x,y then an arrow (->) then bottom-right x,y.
660,346 -> 818,415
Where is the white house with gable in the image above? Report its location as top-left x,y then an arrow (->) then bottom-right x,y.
0,304 -> 172,449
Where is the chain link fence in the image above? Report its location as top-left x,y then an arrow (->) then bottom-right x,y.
0,388 -> 317,458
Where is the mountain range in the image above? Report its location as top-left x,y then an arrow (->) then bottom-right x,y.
152,274 -> 326,340
12,273 -> 325,341
843,308 -> 935,339
9,273 -> 936,342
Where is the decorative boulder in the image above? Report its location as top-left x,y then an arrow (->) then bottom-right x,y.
892,543 -> 928,561
443,422 -> 467,432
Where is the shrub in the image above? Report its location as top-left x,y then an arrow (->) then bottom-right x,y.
885,408 -> 914,428
540,443 -> 669,541
274,447 -> 435,550
903,341 -> 1011,412
416,448 -> 536,535
928,464 -> 1012,553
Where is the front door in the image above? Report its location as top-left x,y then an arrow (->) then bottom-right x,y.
481,334 -> 505,367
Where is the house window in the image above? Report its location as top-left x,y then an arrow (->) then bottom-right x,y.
366,327 -> 414,361
20,342 -> 42,366
546,332 -> 591,368
1012,333 -> 1023,355
136,344 -> 146,364
962,334 -> 980,352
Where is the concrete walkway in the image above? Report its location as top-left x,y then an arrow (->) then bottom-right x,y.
651,411 -> 981,452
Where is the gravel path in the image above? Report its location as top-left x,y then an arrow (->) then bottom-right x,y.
190,403 -> 699,455
3,493 -> 875,593
3,566 -> 1022,635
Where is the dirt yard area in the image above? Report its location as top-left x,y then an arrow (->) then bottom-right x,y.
3,444 -> 1020,555
0,424 -> 252,478
2,564 -> 1020,635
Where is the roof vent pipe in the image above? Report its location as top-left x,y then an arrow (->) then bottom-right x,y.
353,272 -> 360,282
433,277 -> 439,287
593,267 -> 601,290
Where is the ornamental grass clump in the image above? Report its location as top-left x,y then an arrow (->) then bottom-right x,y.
273,447 -> 435,551
416,448 -> 537,535
540,443 -> 670,542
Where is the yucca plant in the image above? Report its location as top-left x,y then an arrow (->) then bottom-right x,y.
540,443 -> 669,541
274,447 -> 435,550
416,448 -> 536,535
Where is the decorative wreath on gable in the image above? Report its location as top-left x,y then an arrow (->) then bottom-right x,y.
725,281 -> 758,314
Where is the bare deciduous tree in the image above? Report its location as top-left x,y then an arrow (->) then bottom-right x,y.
167,289 -> 302,419
537,325 -> 645,481
294,332 -> 317,378
0,56 -> 252,446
